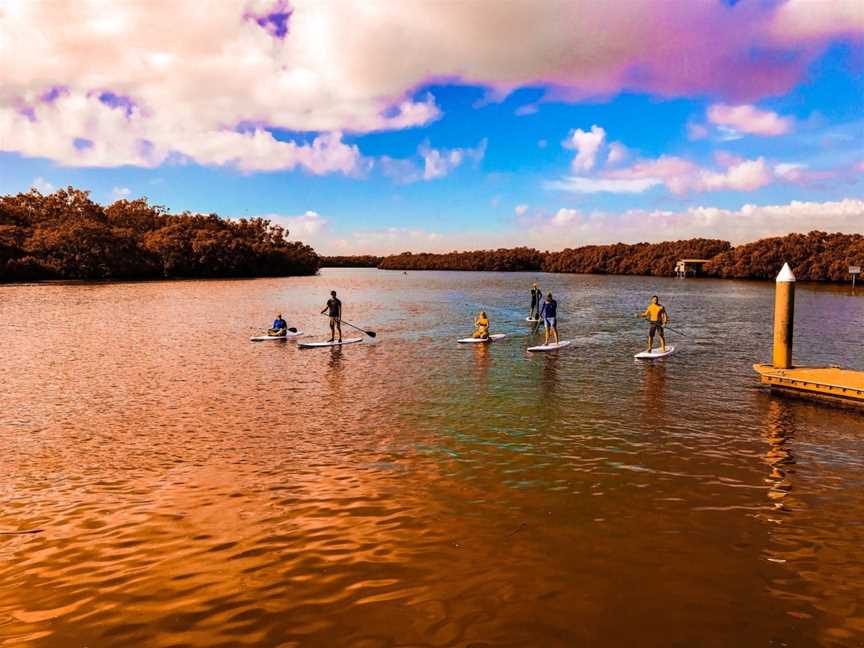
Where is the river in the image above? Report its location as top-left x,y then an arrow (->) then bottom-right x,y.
1,268 -> 863,647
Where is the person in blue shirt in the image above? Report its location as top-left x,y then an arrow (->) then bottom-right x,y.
538,292 -> 559,346
268,313 -> 288,337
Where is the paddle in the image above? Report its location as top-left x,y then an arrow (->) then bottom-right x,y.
663,325 -> 687,337
328,316 -> 377,338
251,326 -> 297,334
635,314 -> 687,337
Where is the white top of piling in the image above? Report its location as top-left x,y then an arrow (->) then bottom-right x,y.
776,262 -> 796,283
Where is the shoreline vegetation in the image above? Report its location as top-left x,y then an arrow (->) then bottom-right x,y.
0,188 -> 320,282
324,231 -> 864,282
1,189 -> 859,284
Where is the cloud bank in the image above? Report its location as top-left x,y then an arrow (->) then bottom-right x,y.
264,199 -> 864,255
2,0 -> 861,170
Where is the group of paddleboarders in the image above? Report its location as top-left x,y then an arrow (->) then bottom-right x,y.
263,290 -> 344,341
472,288 -> 560,345
262,284 -> 670,353
472,283 -> 668,352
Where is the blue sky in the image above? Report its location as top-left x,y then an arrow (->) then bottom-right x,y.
1,1 -> 862,253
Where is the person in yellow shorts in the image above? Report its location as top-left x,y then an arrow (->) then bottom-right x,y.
639,295 -> 669,352
472,311 -> 490,339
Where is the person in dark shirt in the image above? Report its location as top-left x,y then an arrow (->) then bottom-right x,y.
529,282 -> 542,320
539,292 -> 559,346
320,291 -> 342,342
268,313 -> 288,336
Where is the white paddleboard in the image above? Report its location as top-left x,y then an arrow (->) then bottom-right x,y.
298,337 -> 363,349
527,340 -> 572,352
634,345 -> 676,359
526,317 -> 541,323
250,331 -> 303,341
457,333 -> 506,344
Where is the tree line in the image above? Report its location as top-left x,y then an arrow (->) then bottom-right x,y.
320,255 -> 383,268
0,188 -> 320,281
334,232 -> 863,281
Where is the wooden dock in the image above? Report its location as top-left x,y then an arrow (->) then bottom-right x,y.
753,364 -> 864,407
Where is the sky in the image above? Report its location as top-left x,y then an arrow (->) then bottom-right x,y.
1,0 -> 863,255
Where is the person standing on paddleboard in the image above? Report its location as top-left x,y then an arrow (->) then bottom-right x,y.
268,313 -> 288,337
472,311 -> 490,339
321,291 -> 342,343
529,282 -> 542,320
639,295 -> 668,353
539,292 -> 559,346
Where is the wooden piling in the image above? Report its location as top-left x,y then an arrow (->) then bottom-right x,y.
772,263 -> 795,369
754,262 -> 864,407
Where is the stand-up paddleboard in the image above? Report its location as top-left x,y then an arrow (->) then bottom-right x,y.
250,331 -> 303,341
457,333 -> 506,344
527,340 -> 572,352
298,337 -> 363,349
634,345 -> 676,359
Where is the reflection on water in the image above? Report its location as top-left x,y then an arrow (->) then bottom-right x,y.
762,400 -> 796,516
1,269 -> 863,647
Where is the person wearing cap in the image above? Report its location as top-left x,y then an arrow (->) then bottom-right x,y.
268,314 -> 288,337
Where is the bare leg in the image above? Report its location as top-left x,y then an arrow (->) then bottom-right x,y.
552,325 -> 559,345
647,333 -> 654,352
328,319 -> 335,342
544,325 -> 550,346
659,330 -> 666,353
336,320 -> 342,342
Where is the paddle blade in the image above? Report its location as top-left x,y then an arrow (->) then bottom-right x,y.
288,327 -> 298,333
365,331 -> 377,338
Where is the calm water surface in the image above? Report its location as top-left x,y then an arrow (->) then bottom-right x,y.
1,269 -> 863,647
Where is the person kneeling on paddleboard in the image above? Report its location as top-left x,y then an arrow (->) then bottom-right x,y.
472,311 -> 490,339
321,291 -> 343,342
268,314 -> 288,337
529,282 -> 542,320
539,292 -> 559,346
639,295 -> 668,353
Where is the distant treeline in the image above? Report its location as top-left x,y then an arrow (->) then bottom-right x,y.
320,255 -> 383,268
333,232 -> 864,281
0,188 -> 320,281
379,247 -> 544,272
704,232 -> 864,281
543,238 -> 730,276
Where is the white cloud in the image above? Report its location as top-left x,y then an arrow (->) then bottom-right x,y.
563,125 -> 605,172
0,90 -> 366,174
606,142 -> 627,165
112,186 -> 131,197
30,176 -> 55,193
550,154 -> 775,196
379,139 -> 486,184
266,210 -> 329,238
544,176 -> 661,194
425,139 -> 486,180
514,204 -> 529,216
521,199 -> 864,247
707,103 -> 793,137
286,198 -> 864,254
326,227 -> 445,256
770,0 -> 864,41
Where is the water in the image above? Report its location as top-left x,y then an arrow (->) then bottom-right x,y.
1,269 -> 863,647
